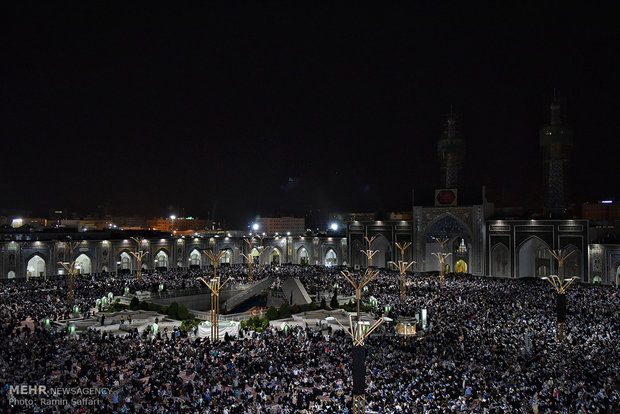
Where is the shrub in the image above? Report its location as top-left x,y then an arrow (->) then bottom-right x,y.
177,304 -> 189,320
167,302 -> 179,319
266,306 -> 279,320
320,297 -> 328,309
129,297 -> 140,311
279,302 -> 291,318
330,292 -> 339,309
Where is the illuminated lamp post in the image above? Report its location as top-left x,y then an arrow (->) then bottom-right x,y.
331,235 -> 384,414
394,242 -> 415,302
199,249 -> 230,341
241,237 -> 255,281
431,237 -> 451,288
542,249 -> 578,341
170,215 -> 176,234
60,241 -> 81,306
130,237 -> 149,282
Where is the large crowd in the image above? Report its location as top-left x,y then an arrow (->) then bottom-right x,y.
1,265 -> 618,413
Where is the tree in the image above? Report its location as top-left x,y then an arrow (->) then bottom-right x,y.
266,306 -> 279,320
167,302 -> 179,319
320,297 -> 328,310
330,291 -> 339,309
177,304 -> 189,320
129,297 -> 140,311
279,301 -> 291,318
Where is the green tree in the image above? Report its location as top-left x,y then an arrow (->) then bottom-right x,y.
129,297 -> 140,311
177,304 -> 189,320
320,297 -> 328,309
330,291 -> 339,309
167,302 -> 179,319
266,306 -> 279,320
279,301 -> 291,318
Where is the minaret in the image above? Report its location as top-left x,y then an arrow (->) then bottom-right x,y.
437,109 -> 466,188
540,96 -> 573,217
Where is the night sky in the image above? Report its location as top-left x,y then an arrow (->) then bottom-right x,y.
2,3 -> 618,228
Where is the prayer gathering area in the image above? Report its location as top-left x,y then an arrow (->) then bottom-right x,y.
1,264 -> 618,413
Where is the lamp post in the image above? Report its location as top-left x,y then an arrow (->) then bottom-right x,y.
130,237 -> 149,282
199,249 -> 230,341
542,249 -> 578,341
241,237 -> 255,282
61,241 -> 81,306
333,235 -> 384,414
170,215 -> 176,234
431,237 -> 451,288
394,242 -> 415,302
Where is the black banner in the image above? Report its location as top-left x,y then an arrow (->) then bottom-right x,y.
352,346 -> 366,395
557,293 -> 566,323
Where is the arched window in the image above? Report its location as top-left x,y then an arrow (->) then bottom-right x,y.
7,271 -> 15,279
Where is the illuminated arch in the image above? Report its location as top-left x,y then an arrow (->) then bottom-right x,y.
190,249 -> 202,268
454,259 -> 468,273
120,252 -> 132,272
325,249 -> 337,266
27,255 -> 46,279
270,248 -> 281,265
222,249 -> 232,264
297,246 -> 309,265
155,250 -> 169,269
75,253 -> 92,275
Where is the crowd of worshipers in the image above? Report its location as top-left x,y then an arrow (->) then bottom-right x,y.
0,265 -> 618,413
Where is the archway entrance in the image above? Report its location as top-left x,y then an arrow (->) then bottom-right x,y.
189,249 -> 202,269
325,249 -> 337,266
222,249 -> 232,265
8,271 -> 15,279
298,247 -> 309,265
270,249 -> 281,265
27,255 -> 46,279
251,248 -> 261,264
455,259 -> 468,273
156,250 -> 169,270
517,237 -> 551,278
119,252 -> 132,274
75,254 -> 92,275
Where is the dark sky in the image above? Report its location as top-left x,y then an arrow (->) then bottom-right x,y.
2,3 -> 618,228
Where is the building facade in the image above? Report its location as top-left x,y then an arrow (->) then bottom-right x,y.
0,230 -> 348,280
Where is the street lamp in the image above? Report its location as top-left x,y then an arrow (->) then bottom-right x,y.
334,235 -> 384,414
431,237 -> 451,288
542,249 -> 578,341
199,249 -> 230,341
394,242 -> 415,302
130,237 -> 149,282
